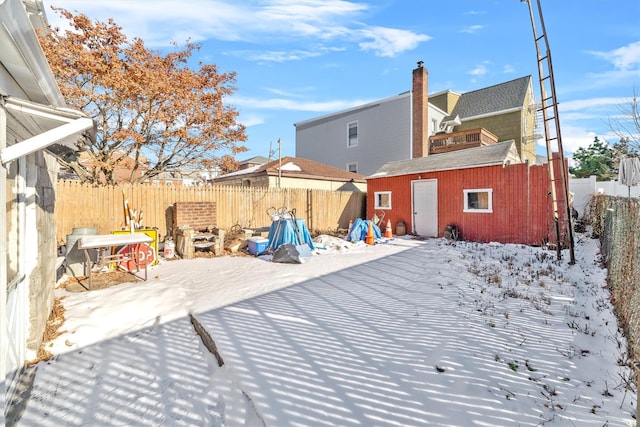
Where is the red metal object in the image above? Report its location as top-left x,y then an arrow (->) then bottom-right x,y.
117,243 -> 155,272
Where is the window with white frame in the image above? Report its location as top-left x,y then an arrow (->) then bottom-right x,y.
347,121 -> 358,147
463,188 -> 493,213
347,162 -> 358,173
374,191 -> 392,209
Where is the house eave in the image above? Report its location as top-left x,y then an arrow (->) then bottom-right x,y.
1,95 -> 95,165
264,170 -> 366,183
294,92 -> 410,128
0,0 -> 65,106
462,106 -> 523,122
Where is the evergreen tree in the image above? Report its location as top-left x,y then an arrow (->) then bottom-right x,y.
569,137 -> 616,181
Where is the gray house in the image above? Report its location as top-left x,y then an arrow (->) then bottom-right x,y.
1,0 -> 94,416
295,62 -> 538,176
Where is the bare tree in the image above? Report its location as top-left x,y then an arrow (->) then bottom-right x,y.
608,88 -> 640,157
39,8 -> 247,184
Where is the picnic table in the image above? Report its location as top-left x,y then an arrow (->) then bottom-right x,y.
77,233 -> 153,289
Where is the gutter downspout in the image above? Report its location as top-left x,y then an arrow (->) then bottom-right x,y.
0,101 -> 8,425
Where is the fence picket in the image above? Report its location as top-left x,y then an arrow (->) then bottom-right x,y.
55,182 -> 366,244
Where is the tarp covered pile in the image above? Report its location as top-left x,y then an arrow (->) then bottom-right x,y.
347,218 -> 381,243
267,218 -> 314,251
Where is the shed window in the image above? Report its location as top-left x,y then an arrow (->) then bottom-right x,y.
347,122 -> 358,147
464,189 -> 493,213
374,191 -> 392,209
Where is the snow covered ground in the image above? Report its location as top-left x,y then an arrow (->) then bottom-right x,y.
10,233 -> 637,426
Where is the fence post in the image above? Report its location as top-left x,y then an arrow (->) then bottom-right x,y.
635,360 -> 640,426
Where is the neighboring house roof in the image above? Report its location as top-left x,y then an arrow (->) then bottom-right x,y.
294,92 -> 410,129
217,156 -> 366,183
240,155 -> 270,165
217,164 -> 262,178
369,140 -> 521,178
152,168 -> 211,182
450,76 -> 532,120
536,154 -> 549,165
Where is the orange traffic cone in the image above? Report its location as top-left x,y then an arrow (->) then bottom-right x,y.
365,220 -> 375,245
384,219 -> 393,238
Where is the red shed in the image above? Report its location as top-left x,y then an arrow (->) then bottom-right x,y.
366,141 -> 569,246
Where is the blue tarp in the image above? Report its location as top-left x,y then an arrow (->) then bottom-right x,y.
348,218 -> 381,243
267,219 -> 315,251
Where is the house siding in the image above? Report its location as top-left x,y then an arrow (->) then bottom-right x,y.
269,176 -> 366,191
296,94 -> 412,177
214,175 -> 365,191
429,91 -> 461,115
521,87 -> 538,163
367,161 -> 568,245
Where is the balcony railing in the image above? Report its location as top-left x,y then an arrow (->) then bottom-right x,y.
429,128 -> 498,154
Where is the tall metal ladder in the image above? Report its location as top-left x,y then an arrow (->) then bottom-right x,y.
522,0 -> 575,264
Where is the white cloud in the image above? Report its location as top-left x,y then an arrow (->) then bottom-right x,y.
262,88 -> 305,98
226,46 -> 345,63
238,114 -> 265,127
552,126 -> 598,154
558,97 -> 627,113
468,63 -> 488,76
460,25 -> 484,34
231,96 -> 374,112
231,50 -> 324,63
358,27 -> 431,57
588,40 -> 640,71
45,0 -> 428,58
464,10 -> 487,15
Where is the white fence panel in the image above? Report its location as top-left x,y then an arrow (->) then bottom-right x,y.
569,176 -> 640,217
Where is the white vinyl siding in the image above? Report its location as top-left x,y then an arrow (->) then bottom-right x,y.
295,93 -> 412,176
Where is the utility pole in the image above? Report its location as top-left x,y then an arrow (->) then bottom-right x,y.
278,138 -> 282,189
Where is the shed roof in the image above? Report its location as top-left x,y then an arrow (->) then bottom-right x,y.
368,141 -> 522,178
239,155 -> 269,165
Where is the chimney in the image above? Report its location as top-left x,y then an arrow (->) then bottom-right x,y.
412,61 -> 428,158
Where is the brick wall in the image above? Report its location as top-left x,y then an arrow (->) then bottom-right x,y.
412,61 -> 428,158
173,201 -> 217,231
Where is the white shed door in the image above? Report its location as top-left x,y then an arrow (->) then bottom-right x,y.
412,179 -> 438,237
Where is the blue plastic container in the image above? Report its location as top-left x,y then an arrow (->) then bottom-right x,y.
248,237 -> 269,255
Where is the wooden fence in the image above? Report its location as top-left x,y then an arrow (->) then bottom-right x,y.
56,181 -> 366,245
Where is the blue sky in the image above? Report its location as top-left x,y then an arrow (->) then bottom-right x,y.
44,0 -> 640,162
